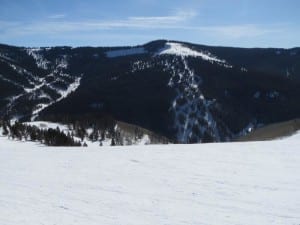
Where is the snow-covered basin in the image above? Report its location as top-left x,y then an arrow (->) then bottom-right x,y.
0,135 -> 299,225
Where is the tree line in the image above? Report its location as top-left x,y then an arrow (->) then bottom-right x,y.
0,120 -> 81,146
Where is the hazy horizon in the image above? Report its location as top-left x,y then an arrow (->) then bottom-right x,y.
1,39 -> 300,49
0,0 -> 299,48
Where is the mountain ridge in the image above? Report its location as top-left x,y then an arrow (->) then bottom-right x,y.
1,40 -> 299,143
2,39 -> 300,50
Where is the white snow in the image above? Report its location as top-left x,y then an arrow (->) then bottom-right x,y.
164,56 -> 219,142
131,60 -> 153,73
56,76 -> 81,99
284,130 -> 300,140
26,48 -> 51,70
139,134 -> 150,144
56,55 -> 68,69
2,48 -> 81,121
157,42 -> 227,64
0,134 -> 299,225
106,47 -> 147,58
21,121 -> 151,147
275,130 -> 300,141
31,76 -> 82,121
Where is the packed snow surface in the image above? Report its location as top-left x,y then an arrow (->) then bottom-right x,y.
0,135 -> 300,225
157,42 -> 226,63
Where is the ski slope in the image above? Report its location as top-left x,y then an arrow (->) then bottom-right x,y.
0,135 -> 299,225
157,42 -> 227,64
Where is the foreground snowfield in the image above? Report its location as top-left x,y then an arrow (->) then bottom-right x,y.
0,135 -> 299,225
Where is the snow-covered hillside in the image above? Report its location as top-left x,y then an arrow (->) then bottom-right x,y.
0,135 -> 299,225
1,41 -> 300,144
156,42 -> 232,68
22,121 -> 153,146
0,47 -> 82,120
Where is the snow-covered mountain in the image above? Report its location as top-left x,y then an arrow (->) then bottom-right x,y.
0,45 -> 82,121
0,40 -> 299,143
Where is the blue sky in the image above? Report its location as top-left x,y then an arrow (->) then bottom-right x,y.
0,0 -> 299,48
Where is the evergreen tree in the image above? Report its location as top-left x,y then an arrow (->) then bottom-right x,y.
2,123 -> 8,136
111,138 -> 116,146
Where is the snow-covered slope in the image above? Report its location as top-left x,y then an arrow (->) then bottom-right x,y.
282,130 -> 300,140
26,48 -> 51,69
22,121 -> 156,146
0,135 -> 299,225
30,76 -> 81,121
0,47 -> 82,120
157,42 -> 230,65
1,41 -> 300,144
